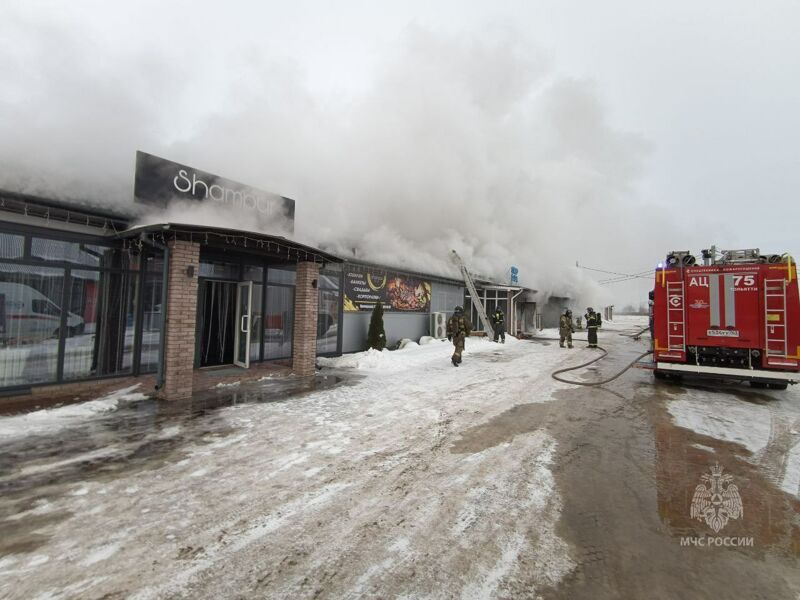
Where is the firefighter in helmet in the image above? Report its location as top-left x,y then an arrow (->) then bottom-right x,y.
447,305 -> 473,366
492,307 -> 506,343
559,309 -> 574,348
585,307 -> 602,348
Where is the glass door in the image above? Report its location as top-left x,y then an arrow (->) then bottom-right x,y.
234,281 -> 253,368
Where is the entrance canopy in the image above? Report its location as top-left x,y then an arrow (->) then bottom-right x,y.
121,223 -> 342,266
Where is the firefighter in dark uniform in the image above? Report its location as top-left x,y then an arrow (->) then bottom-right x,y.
492,308 -> 506,343
447,306 -> 473,366
559,309 -> 574,348
585,307 -> 601,348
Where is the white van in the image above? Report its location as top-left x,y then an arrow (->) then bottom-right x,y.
0,282 -> 84,344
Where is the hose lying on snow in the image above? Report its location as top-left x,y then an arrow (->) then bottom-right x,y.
551,346 -> 653,387
622,326 -> 651,340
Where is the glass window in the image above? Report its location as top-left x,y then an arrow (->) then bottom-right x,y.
496,299 -> 508,315
250,283 -> 263,361
0,233 -> 24,259
199,259 -> 239,279
317,288 -> 339,355
263,285 -> 293,359
146,254 -> 164,274
63,270 -> 136,380
267,265 -> 296,285
140,269 -> 162,373
318,273 -> 339,290
31,238 -> 129,268
485,298 -> 497,321
243,265 -> 263,282
0,263 -> 65,386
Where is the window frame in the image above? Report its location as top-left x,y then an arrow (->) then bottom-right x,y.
0,223 -> 161,390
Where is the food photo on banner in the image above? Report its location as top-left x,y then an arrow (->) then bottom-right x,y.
343,269 -> 431,312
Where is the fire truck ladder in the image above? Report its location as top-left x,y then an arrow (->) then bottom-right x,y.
666,281 -> 686,350
764,278 -> 788,358
451,250 -> 495,335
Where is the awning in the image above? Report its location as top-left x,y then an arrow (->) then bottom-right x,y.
121,223 -> 343,264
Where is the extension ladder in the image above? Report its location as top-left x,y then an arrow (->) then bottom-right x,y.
451,250 -> 495,335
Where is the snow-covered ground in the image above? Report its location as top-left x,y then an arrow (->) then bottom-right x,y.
0,333 -> 584,599
2,315 -> 799,599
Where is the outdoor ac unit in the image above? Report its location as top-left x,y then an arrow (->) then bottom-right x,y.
431,312 -> 448,339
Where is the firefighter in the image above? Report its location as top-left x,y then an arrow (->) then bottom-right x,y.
447,306 -> 473,366
559,309 -> 574,348
585,307 -> 601,348
492,308 -> 506,343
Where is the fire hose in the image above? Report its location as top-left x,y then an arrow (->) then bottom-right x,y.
622,325 -> 651,340
550,345 -> 653,386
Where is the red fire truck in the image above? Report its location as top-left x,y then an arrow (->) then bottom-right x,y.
651,248 -> 799,389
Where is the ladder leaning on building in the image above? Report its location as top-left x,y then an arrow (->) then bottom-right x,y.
451,250 -> 495,336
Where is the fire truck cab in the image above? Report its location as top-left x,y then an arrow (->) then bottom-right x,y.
652,248 -> 799,389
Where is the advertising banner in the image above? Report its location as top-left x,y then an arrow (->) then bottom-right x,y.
134,151 -> 295,233
343,269 -> 431,313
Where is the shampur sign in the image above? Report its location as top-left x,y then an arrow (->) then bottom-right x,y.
134,151 -> 295,233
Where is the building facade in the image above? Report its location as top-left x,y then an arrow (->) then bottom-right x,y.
0,190 -> 543,404
0,191 -> 341,402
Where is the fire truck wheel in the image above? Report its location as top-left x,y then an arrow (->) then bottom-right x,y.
653,370 -> 667,380
749,381 -> 767,389
767,382 -> 788,391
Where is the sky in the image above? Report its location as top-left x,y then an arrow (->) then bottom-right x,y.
1,0 -> 798,307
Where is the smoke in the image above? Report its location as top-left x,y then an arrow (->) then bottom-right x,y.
0,9 -> 670,306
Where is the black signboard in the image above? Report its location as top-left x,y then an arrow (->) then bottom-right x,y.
134,151 -> 295,233
343,269 -> 431,313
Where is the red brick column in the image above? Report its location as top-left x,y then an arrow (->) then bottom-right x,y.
161,240 -> 200,400
292,261 -> 320,376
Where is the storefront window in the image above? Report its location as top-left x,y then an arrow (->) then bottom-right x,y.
0,263 -> 65,387
243,265 -> 263,282
317,271 -> 340,355
0,230 -> 162,388
140,266 -> 162,373
63,269 -> 136,380
199,260 -> 239,279
31,238 -> 130,268
264,285 -> 293,360
267,265 -> 296,285
250,283 -> 263,361
0,233 -> 24,259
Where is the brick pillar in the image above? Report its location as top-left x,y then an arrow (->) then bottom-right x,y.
161,240 -> 200,400
292,261 -> 320,376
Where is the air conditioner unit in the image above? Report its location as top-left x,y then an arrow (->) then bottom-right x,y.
431,312 -> 448,339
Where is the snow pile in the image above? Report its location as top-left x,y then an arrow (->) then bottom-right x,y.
318,336 -> 519,372
317,348 -> 391,370
215,381 -> 241,388
0,385 -> 147,440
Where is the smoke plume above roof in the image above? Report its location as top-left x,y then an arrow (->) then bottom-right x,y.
0,9 -> 676,305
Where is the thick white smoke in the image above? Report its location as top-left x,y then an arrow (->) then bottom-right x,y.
0,12 -> 676,307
